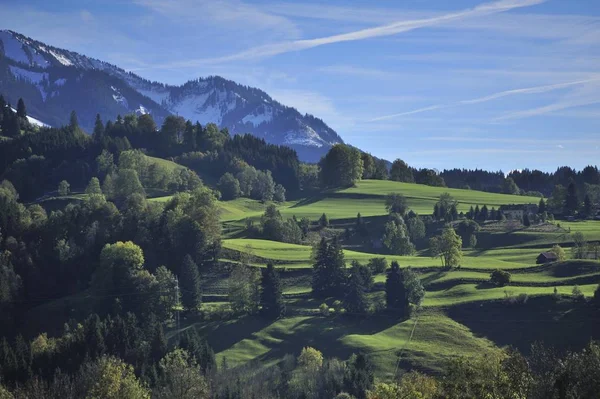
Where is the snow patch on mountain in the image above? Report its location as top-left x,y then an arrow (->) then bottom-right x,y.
9,65 -> 48,84
10,107 -> 49,127
54,78 -> 66,86
135,105 -> 149,115
48,49 -> 73,66
284,126 -> 326,148
242,106 -> 273,126
111,86 -> 128,108
0,31 -> 29,64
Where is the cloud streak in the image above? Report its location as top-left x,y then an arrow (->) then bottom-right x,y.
369,77 -> 600,122
137,0 -> 545,70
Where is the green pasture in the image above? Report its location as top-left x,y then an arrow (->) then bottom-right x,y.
188,310 -> 498,377
222,238 -> 538,270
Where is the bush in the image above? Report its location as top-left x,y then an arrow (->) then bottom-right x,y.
368,258 -> 388,274
490,269 -> 511,287
319,303 -> 330,316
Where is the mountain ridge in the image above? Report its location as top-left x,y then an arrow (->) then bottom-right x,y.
0,29 -> 343,162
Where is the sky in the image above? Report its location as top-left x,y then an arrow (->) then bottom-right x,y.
2,0 -> 600,172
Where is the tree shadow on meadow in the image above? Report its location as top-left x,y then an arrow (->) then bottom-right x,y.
446,296 -> 600,355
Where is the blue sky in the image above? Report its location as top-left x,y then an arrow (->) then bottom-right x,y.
2,0 -> 600,172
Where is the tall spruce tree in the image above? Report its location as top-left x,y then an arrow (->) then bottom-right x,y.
344,353 -> 375,399
93,114 -> 105,141
260,263 -> 285,319
180,255 -> 202,310
565,181 -> 579,215
312,238 -> 347,298
16,98 -> 26,118
344,263 -> 368,315
385,261 -> 408,315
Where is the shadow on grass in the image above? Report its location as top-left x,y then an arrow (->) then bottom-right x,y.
446,296 -> 600,355
255,314 -> 403,364
194,311 -> 403,365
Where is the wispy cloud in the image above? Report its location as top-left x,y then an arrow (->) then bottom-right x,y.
133,0 -> 300,39
137,0 -> 545,69
318,65 -> 398,80
420,136 -> 600,145
493,80 -> 600,121
370,77 -> 599,122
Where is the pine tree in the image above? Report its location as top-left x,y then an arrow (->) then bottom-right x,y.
312,238 -> 347,298
93,113 -> 105,141
69,110 -> 79,129
16,98 -> 26,118
474,205 -> 480,220
523,213 -> 531,227
260,263 -> 285,319
565,181 -> 579,215
480,205 -> 489,221
584,194 -> 593,218
468,206 -> 475,220
385,261 -> 408,315
433,204 -> 440,220
344,263 -> 368,315
180,255 -> 202,310
344,353 -> 374,399
319,213 -> 329,228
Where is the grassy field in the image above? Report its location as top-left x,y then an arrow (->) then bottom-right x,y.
183,310 -> 499,377
222,238 -> 537,270
137,177 -> 600,378
208,179 -> 543,224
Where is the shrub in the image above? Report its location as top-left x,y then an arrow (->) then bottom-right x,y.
490,269 -> 511,287
368,258 -> 388,274
319,303 -> 330,316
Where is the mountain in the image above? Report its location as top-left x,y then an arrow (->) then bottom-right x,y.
0,30 -> 343,162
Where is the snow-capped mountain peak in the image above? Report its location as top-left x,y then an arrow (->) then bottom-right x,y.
0,30 -> 344,161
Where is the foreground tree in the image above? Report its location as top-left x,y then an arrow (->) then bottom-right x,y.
155,349 -> 210,399
82,356 -> 150,399
260,263 -> 286,319
344,353 -> 374,399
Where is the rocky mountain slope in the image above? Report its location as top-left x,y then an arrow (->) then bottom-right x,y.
0,30 -> 343,161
